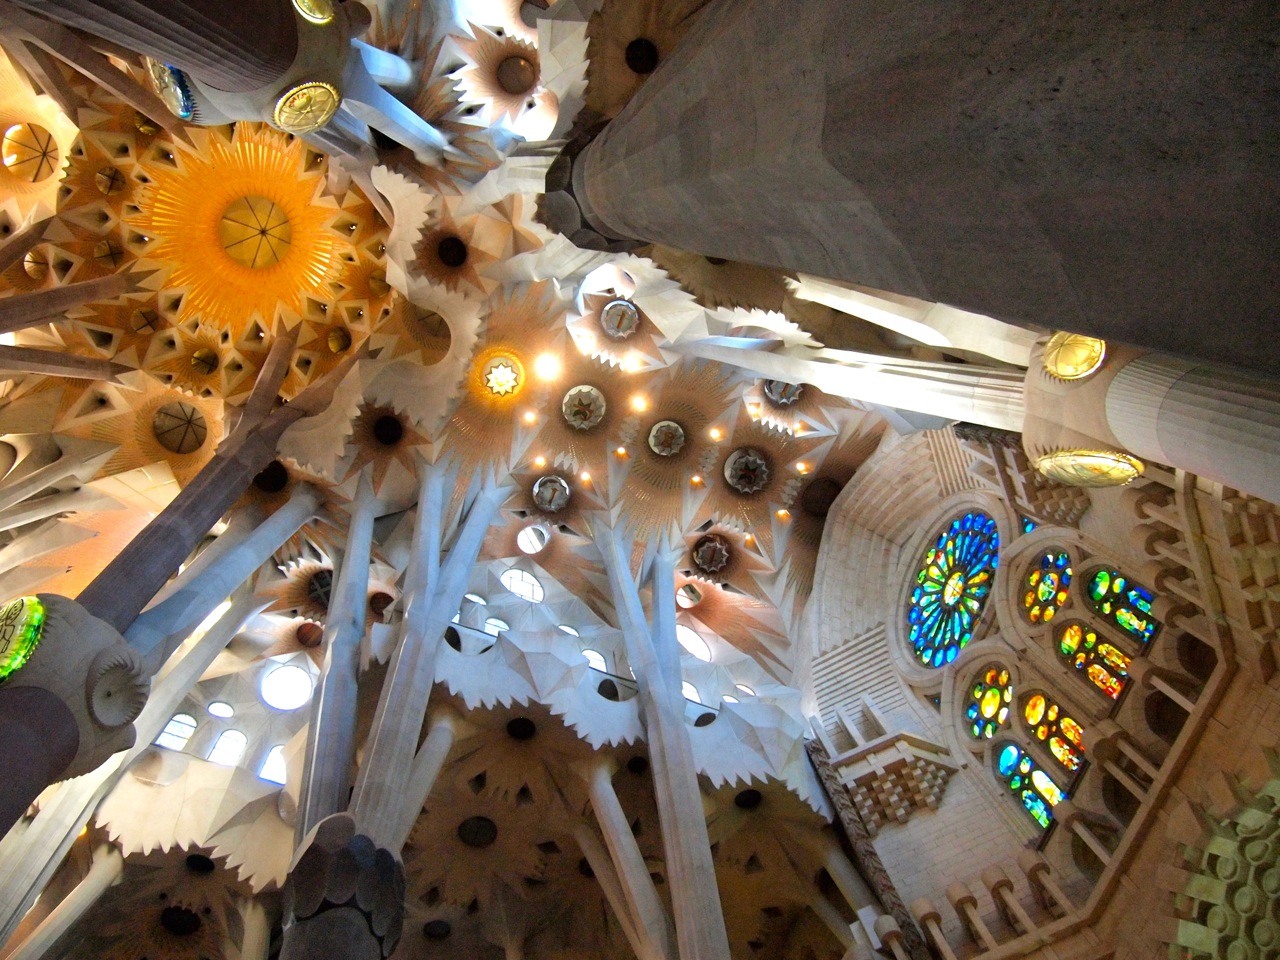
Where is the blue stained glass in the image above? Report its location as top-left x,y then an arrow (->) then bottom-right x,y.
1085,568 -> 1160,644
906,512 -> 1000,668
994,742 -> 1066,831
1021,516 -> 1038,534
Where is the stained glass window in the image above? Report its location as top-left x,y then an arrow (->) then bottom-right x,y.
995,742 -> 1067,830
1085,569 -> 1159,644
907,512 -> 999,667
1023,550 -> 1073,624
1022,692 -> 1086,773
966,666 -> 1013,739
1057,621 -> 1130,700
1021,516 -> 1038,534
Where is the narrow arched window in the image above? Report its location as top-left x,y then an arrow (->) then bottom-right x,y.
1057,621 -> 1131,700
259,745 -> 288,785
1021,691 -> 1086,773
1084,568 -> 1160,644
208,730 -> 248,767
155,713 -> 197,751
965,666 -> 1013,740
994,741 -> 1067,831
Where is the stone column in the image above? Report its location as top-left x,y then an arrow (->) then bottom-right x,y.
0,273 -> 137,336
296,470 -> 377,838
387,708 -> 459,854
591,520 -> 732,960
350,472 -> 509,847
6,0 -> 298,93
280,813 -> 404,960
559,0 -> 1280,376
76,333 -> 340,635
1022,339 -> 1280,503
582,760 -> 676,960
238,898 -> 272,960
0,594 -> 258,941
4,843 -> 123,960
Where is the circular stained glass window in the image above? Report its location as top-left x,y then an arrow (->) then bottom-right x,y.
906,511 -> 999,667
260,664 -> 313,711
600,299 -> 640,340
1023,550 -> 1073,624
762,379 -> 804,406
966,665 -> 1011,739
532,475 -> 571,513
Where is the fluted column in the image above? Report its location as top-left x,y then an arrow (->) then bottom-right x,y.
6,0 -> 298,93
563,0 -> 1278,376
296,469 -> 377,838
1105,355 -> 1280,504
4,843 -> 123,960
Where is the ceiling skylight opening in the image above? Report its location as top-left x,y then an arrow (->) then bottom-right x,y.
582,648 -> 607,672
207,701 -> 234,719
735,684 -> 756,697
675,624 -> 713,662
722,695 -> 739,704
483,617 -> 510,637
261,664 -> 314,711
557,624 -> 580,636
681,681 -> 702,704
500,568 -> 545,603
517,523 -> 550,555
464,593 -> 487,605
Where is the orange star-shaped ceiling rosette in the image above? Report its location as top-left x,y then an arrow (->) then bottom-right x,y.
126,123 -> 350,341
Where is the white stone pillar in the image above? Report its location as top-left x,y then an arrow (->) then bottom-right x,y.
351,472 -> 508,848
1105,354 -> 1280,504
591,520 -> 732,960
4,843 -> 123,960
238,897 -> 271,960
789,276 -> 1038,367
570,821 -> 647,960
124,486 -> 320,673
672,337 -> 1026,430
0,273 -> 136,335
388,708 -> 459,854
296,470 -> 378,838
582,760 -> 676,960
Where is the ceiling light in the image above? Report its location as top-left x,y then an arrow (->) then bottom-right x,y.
523,410 -> 538,424
533,352 -> 562,380
630,394 -> 648,412
709,427 -> 722,441
534,455 -> 547,467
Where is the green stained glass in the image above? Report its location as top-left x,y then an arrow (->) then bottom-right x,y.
906,511 -> 1000,668
1085,568 -> 1160,644
0,596 -> 45,683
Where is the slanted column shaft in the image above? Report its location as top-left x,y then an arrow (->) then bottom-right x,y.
0,273 -> 134,336
239,899 -> 271,960
351,473 -> 506,848
571,822 -> 648,959
5,844 -> 123,960
124,487 -> 320,672
297,471 -> 378,837
7,0 -> 298,93
388,710 -> 459,853
584,762 -> 675,960
592,521 -> 731,960
568,0 -> 1278,376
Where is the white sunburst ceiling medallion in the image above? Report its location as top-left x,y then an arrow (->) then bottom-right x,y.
562,384 -> 607,430
724,447 -> 771,494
